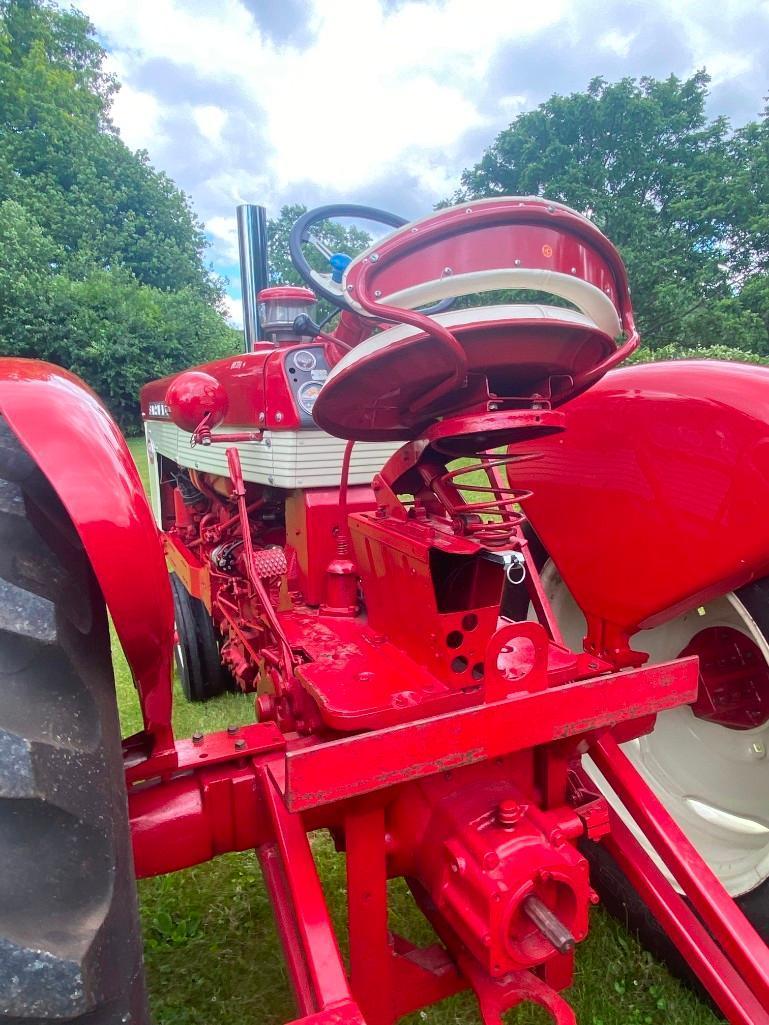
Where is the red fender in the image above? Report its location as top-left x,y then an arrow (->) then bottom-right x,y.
507,360 -> 769,653
0,358 -> 174,756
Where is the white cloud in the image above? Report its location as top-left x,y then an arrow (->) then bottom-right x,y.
599,30 -> 635,58
699,51 -> 753,87
223,293 -> 244,329
206,215 -> 239,264
74,0 -> 769,278
193,105 -> 228,147
109,81 -> 166,151
80,0 -> 564,200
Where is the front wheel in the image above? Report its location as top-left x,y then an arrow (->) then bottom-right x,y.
0,418 -> 148,1023
539,559 -> 769,944
170,572 -> 231,702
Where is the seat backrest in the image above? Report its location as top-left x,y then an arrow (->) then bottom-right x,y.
346,194 -> 635,328
341,197 -> 637,397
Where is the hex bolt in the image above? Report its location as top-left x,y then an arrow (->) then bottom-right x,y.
497,799 -> 525,829
234,738 -> 246,750
522,894 -> 575,954
192,731 -> 204,745
226,724 -> 239,735
750,740 -> 766,759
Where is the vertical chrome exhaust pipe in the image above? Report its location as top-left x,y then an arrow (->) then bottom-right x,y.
236,204 -> 269,352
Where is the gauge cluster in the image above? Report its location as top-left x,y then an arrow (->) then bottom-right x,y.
284,346 -> 329,426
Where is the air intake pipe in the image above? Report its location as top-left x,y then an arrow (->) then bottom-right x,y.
236,203 -> 269,352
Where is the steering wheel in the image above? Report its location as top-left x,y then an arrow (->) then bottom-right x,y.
288,204 -> 454,316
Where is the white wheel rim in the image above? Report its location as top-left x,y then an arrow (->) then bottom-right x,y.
538,562 -> 769,897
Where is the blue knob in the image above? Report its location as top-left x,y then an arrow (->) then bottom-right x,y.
330,252 -> 352,283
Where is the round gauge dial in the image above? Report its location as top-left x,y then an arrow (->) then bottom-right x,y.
293,349 -> 317,372
297,380 -> 322,415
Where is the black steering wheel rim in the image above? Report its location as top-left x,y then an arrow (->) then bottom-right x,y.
288,203 -> 453,316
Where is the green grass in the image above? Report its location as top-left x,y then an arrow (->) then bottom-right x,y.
117,437 -> 724,1025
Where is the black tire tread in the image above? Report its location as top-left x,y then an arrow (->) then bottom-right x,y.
0,416 -> 149,1024
170,571 -> 229,702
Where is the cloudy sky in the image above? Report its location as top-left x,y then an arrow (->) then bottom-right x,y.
74,0 -> 769,325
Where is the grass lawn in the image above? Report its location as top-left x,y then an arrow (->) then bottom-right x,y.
118,436 -> 724,1025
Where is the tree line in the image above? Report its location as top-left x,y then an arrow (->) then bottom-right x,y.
2,1 -> 768,432
0,0 -> 238,431
455,73 -> 769,363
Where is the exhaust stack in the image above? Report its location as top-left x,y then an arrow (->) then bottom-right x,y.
236,204 -> 269,352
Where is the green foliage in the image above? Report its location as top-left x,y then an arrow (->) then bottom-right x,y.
457,73 -> 769,358
0,0 -> 237,431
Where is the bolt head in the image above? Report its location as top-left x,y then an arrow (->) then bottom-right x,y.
192,731 -> 204,745
234,738 -> 246,750
750,740 -> 766,758
227,723 -> 238,735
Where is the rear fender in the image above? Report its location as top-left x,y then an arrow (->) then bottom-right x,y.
0,359 -> 174,756
507,361 -> 769,653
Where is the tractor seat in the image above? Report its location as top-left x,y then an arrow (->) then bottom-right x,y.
312,197 -> 637,443
313,302 -> 618,442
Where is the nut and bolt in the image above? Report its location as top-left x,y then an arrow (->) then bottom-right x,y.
234,738 -> 246,750
497,799 -> 525,829
750,740 -> 766,759
192,731 -> 204,745
227,724 -> 239,735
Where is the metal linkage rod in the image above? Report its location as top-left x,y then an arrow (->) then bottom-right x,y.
592,734 -> 769,1013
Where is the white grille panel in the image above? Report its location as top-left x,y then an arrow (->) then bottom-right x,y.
144,420 -> 397,489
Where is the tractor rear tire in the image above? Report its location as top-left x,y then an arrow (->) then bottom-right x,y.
170,571 -> 230,702
507,533 -> 769,984
584,577 -> 769,977
0,418 -> 149,1024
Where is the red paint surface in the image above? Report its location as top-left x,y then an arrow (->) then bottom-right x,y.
507,360 -> 769,650
0,358 -> 175,755
16,196 -> 765,1024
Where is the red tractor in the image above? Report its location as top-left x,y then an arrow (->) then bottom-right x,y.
1,197 -> 769,1025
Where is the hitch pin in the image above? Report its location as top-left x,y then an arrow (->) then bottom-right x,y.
483,549 -> 527,585
522,894 -> 575,954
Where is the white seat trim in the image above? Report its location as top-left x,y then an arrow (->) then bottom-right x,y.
326,304 -> 608,384
344,267 -> 622,340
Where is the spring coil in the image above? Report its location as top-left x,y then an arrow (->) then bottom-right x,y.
436,452 -> 539,548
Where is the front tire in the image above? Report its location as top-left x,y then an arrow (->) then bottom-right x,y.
170,572 -> 230,702
0,418 -> 149,1023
